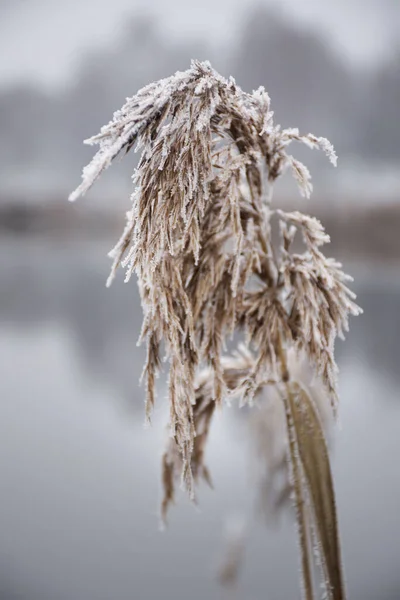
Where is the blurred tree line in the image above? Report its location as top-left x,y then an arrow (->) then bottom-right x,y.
0,7 -> 399,199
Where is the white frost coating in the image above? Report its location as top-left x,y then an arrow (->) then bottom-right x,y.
70,60 -> 337,206
69,61 -> 215,202
68,59 -> 349,499
289,157 -> 314,199
68,62 -> 362,600
277,210 -> 331,247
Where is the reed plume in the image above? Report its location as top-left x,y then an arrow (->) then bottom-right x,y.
70,60 -> 361,600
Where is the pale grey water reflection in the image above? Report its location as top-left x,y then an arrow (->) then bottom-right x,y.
0,238 -> 400,600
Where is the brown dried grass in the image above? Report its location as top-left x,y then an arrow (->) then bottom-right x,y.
70,60 -> 361,600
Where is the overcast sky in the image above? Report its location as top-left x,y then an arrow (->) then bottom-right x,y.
0,0 -> 399,89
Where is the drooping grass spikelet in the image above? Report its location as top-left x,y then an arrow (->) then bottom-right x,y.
70,60 -> 361,600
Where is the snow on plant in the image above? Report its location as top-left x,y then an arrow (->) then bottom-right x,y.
70,60 -> 361,600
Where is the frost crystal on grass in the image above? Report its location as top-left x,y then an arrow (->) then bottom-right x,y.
70,60 -> 360,600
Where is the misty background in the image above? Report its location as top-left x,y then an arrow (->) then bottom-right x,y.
1,1 -> 400,599
1,0 -> 400,205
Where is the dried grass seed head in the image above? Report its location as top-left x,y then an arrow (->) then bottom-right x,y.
70,59 -> 361,600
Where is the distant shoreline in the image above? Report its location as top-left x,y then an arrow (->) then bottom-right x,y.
1,197 -> 399,263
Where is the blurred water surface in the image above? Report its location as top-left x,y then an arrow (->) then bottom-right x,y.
1,237 -> 400,600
